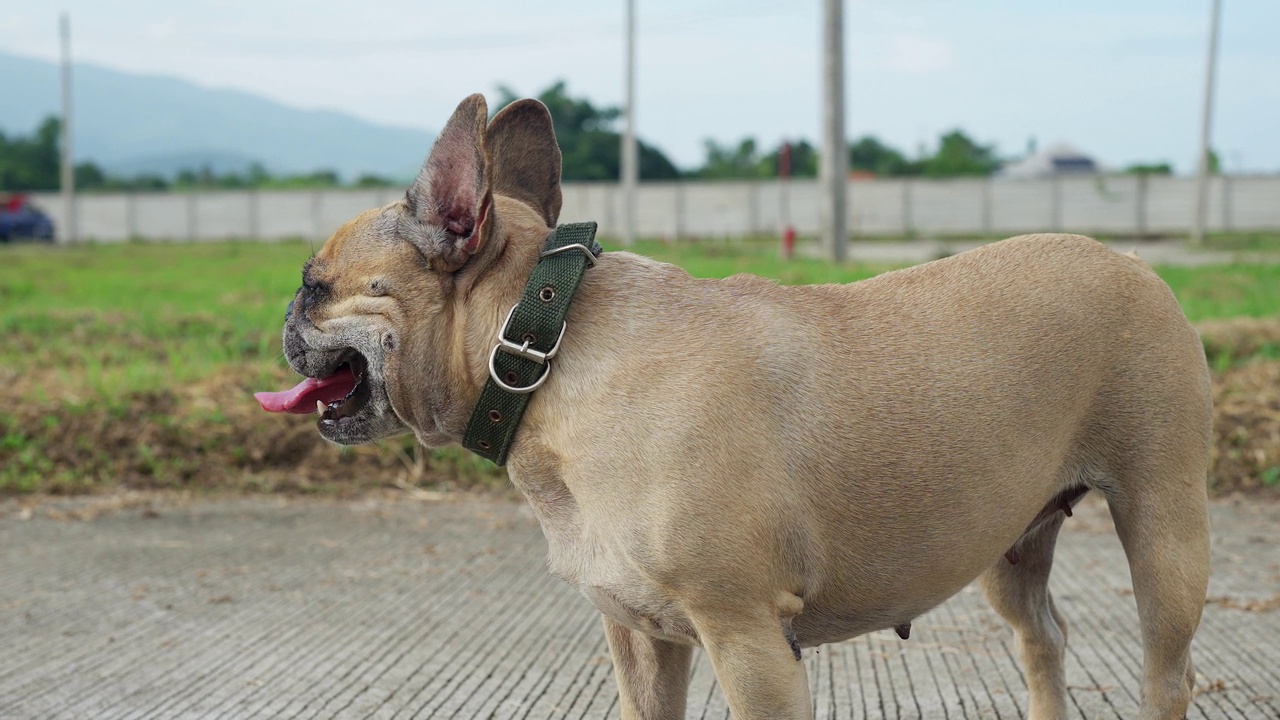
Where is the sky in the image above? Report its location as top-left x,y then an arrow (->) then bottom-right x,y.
2,0 -> 1278,174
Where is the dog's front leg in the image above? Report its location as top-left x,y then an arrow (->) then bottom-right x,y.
691,610 -> 812,719
603,616 -> 693,719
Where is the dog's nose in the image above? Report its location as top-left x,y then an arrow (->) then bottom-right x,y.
285,299 -> 296,321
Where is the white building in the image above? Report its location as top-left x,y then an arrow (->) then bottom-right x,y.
999,142 -> 1099,179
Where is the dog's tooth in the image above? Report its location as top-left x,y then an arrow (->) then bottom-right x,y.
317,400 -> 326,415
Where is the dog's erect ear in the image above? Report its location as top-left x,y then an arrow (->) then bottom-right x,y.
484,99 -> 562,227
404,94 -> 492,271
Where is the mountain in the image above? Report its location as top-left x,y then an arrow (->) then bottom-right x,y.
0,51 -> 434,181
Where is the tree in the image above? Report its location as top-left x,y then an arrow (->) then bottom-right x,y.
1124,162 -> 1173,176
1206,149 -> 1221,174
74,162 -> 107,189
0,117 -> 62,191
762,140 -> 819,178
694,138 -> 769,179
493,81 -> 680,181
921,130 -> 1000,177
689,138 -> 819,179
354,173 -> 396,188
848,136 -> 917,176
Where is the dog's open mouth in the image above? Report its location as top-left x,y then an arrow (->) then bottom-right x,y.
254,351 -> 371,422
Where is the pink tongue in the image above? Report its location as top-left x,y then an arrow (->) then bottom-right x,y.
255,367 -> 358,414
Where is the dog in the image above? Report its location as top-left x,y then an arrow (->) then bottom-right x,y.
256,94 -> 1212,719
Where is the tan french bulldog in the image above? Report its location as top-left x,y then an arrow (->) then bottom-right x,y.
256,94 -> 1212,720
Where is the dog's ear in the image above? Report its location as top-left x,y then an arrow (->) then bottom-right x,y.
484,99 -> 562,227
403,93 -> 492,271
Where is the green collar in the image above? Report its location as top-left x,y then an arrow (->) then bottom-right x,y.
462,222 -> 602,465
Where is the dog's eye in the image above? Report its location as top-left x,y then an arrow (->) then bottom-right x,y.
300,280 -> 330,309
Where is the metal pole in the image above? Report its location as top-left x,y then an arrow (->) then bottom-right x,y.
620,0 -> 638,246
780,142 -> 796,259
820,0 -> 848,261
59,12 -> 76,244
1192,0 -> 1222,246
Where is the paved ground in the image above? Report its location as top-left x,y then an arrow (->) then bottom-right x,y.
807,238 -> 1280,267
1,493 -> 1277,719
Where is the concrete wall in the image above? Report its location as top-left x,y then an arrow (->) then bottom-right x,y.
29,175 -> 1280,243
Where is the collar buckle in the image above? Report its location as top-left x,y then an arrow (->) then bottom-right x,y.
493,303 -> 567,365
486,303 -> 568,394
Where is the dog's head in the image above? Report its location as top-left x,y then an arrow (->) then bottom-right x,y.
255,94 -> 563,446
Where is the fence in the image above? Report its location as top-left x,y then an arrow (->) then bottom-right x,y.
28,174 -> 1280,243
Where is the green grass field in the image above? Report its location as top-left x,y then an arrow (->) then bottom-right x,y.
1,236 -> 1278,495
2,237 -> 1278,399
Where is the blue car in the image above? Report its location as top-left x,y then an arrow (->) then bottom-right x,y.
0,195 -> 55,242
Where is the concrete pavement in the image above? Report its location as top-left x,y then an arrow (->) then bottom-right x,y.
1,493 -> 1277,719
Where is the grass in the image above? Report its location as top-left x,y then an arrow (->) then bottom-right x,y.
1155,264 -> 1280,321
1202,232 -> 1280,253
2,236 -> 1278,398
1,234 -> 1279,496
0,240 -> 312,398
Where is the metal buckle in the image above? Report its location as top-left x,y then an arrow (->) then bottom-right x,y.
539,243 -> 597,266
487,304 -> 567,394
493,304 -> 566,364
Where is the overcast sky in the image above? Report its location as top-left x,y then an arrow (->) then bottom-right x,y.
3,0 -> 1277,173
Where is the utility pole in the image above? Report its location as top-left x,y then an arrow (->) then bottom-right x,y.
59,12 -> 76,244
820,0 -> 848,262
620,0 -> 638,246
1192,0 -> 1222,247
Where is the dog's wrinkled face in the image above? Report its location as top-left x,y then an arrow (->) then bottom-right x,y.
257,93 -> 563,447
279,208 -> 426,444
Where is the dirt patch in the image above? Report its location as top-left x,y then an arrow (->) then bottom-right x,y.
1198,317 -> 1280,365
1211,359 -> 1280,494
0,366 -> 503,496
3,348 -> 1279,498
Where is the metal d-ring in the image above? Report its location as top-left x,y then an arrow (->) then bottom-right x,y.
488,346 -> 551,394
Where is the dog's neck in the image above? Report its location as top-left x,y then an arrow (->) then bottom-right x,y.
435,197 -> 557,443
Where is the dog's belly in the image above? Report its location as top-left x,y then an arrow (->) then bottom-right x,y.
790,584 -> 964,647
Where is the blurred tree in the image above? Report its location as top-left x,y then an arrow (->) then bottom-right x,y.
762,140 -> 819,178
494,81 -> 680,181
247,162 -> 270,186
115,174 -> 170,191
848,136 -> 917,176
73,162 -> 107,189
1124,162 -> 1174,176
354,173 -> 396,187
694,138 -> 769,179
0,117 -> 62,190
690,138 -> 819,179
921,130 -> 1000,177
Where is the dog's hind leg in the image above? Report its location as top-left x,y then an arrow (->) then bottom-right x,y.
1104,471 -> 1210,720
980,511 -> 1071,720
603,616 -> 693,720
